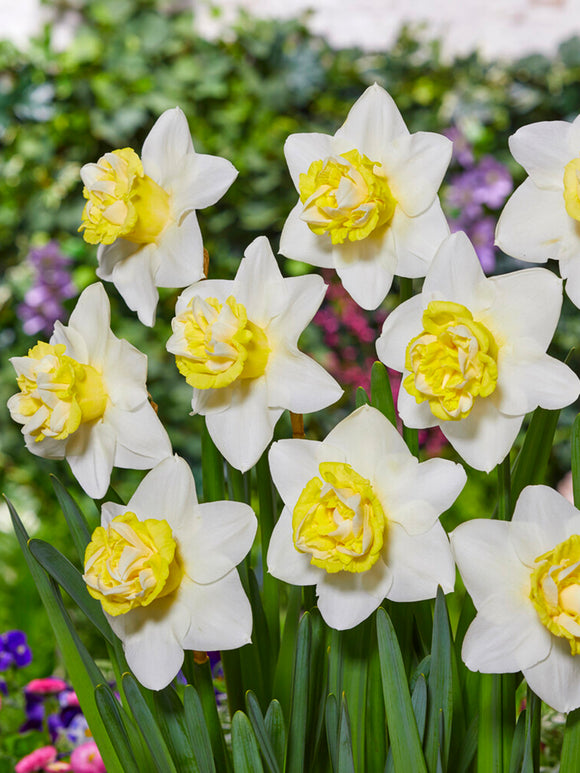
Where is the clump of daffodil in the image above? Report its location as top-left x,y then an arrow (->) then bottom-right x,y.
83,455 -> 257,691
451,485 -> 580,713
166,236 -> 343,472
496,115 -> 580,309
8,283 -> 172,498
79,107 -> 238,326
267,405 -> 466,630
280,83 -> 452,310
376,231 -> 580,472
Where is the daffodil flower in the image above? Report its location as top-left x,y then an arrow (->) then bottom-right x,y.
83,455 -> 257,690
166,236 -> 343,472
8,283 -> 172,498
496,116 -> 580,309
376,232 -> 580,472
267,405 -> 466,630
280,83 -> 452,310
451,485 -> 580,713
79,107 -> 238,326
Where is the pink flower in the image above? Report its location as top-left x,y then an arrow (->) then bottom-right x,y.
46,764 -> 72,772
70,743 -> 105,773
15,746 -> 57,773
25,677 -> 68,695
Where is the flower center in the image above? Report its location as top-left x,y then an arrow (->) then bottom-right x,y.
563,158 -> 580,222
403,300 -> 498,421
530,534 -> 580,655
171,295 -> 271,389
8,342 -> 108,443
298,149 -> 397,245
83,512 -> 184,617
292,461 -> 386,573
79,147 -> 172,246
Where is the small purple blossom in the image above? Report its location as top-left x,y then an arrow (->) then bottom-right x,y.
444,126 -> 474,167
445,170 -> 484,221
18,242 -> 76,336
0,630 -> 32,670
467,216 -> 497,273
472,156 -> 513,208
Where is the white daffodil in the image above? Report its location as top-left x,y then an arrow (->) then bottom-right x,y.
376,231 -> 580,473
79,107 -> 238,326
495,116 -> 580,309
8,283 -> 172,499
166,235 -> 343,472
83,455 -> 256,690
267,405 -> 465,630
279,83 -> 452,310
451,485 -> 580,713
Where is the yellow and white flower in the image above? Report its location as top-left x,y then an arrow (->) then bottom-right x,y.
376,232 -> 580,472
166,236 -> 343,472
79,107 -> 238,326
267,405 -> 466,630
280,83 -> 452,310
451,485 -> 580,713
496,116 -> 580,309
8,283 -> 171,498
84,455 -> 257,690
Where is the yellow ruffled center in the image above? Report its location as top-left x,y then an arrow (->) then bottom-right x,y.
564,158 -> 580,222
173,295 -> 271,389
79,147 -> 172,245
9,342 -> 108,442
530,534 -> 580,655
83,512 -> 184,617
292,462 -> 386,574
403,301 -> 498,421
298,149 -> 397,245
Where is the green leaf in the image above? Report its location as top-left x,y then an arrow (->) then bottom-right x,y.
202,419 -> 226,502
50,474 -> 93,562
191,657 -> 231,773
153,686 -> 201,773
6,496 -> 122,773
455,716 -> 478,773
560,707 -> 580,773
356,386 -> 370,407
366,620 -> 387,771
425,588 -> 453,773
122,672 -> 179,773
245,691 -> 281,773
273,585 -> 302,719
285,612 -> 311,773
340,618 -> 371,771
94,683 -> 141,773
476,675 -> 502,773
264,700 -> 286,772
511,407 -> 560,504
231,711 -> 264,773
28,538 -> 115,646
507,711 -> 526,773
256,451 -> 280,660
183,685 -> 217,773
337,695 -> 356,773
325,693 -> 339,773
412,674 -> 428,741
376,608 -> 427,773
370,361 -> 397,427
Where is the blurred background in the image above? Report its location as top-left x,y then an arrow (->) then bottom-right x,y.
1,1 -> 580,767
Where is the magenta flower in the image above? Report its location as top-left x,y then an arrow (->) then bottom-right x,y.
25,677 -> 68,695
15,746 -> 57,773
69,742 -> 105,773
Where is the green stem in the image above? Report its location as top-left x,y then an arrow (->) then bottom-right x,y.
477,674 -> 503,773
201,419 -> 225,502
256,452 -> 280,657
192,656 -> 232,772
497,457 -> 512,521
399,277 -> 414,304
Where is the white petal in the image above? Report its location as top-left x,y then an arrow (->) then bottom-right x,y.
279,201 -> 335,268
51,321 -> 89,365
153,212 -> 204,288
333,83 -> 409,160
109,246 -> 159,327
284,132 -> 334,190
179,571 -> 253,651
391,199 -> 450,278
267,506 -> 322,586
96,240 -> 140,282
386,521 -> 455,601
127,455 -> 197,531
508,120 -> 571,189
66,284 -> 111,367
511,485 -> 580,562
422,232 -> 485,308
316,558 -> 393,630
141,107 -> 194,188
233,237 -> 284,320
333,238 -> 395,310
24,434 -> 65,461
265,347 -> 342,413
524,637 -> 580,713
123,622 -> 184,691
174,279 -> 232,316
396,376 -> 439,430
266,273 -> 327,346
171,151 -> 238,212
205,378 -> 282,472
101,501 -> 126,527
560,252 -> 580,309
102,337 -> 148,411
180,500 -> 257,584
498,351 -> 579,416
481,266 -> 562,350
495,180 -> 570,263
376,294 -> 425,372
462,612 -> 551,674
441,397 -> 524,473
66,421 -> 116,499
383,131 -> 452,217
109,402 -> 173,472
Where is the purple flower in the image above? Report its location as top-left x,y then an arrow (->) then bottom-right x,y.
0,630 -> 32,669
467,217 -> 497,273
472,156 -> 513,209
18,242 -> 76,336
445,170 -> 484,221
444,127 -> 474,168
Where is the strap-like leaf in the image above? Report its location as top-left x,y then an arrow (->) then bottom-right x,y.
231,711 -> 264,773
245,691 -> 281,773
183,685 -> 217,773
